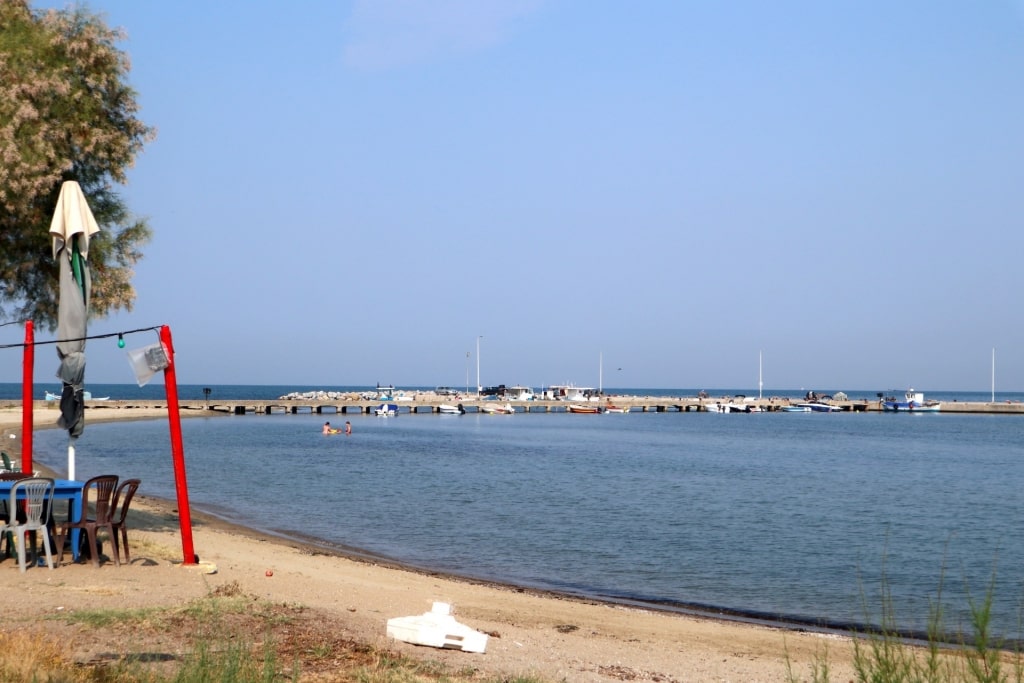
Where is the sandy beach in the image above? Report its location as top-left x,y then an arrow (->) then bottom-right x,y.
0,405 -> 861,681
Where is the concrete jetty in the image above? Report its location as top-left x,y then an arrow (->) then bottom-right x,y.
18,395 -> 1024,416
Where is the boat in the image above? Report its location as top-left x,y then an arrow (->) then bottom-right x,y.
374,384 -> 396,400
567,404 -> 601,414
795,402 -> 842,413
505,386 -> 535,401
438,404 -> 465,415
705,402 -> 761,413
782,405 -> 812,413
480,402 -> 514,415
374,403 -> 399,417
44,390 -> 110,401
541,385 -> 597,402
602,398 -> 629,413
883,389 -> 942,413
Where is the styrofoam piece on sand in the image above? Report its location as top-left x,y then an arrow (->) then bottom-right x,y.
386,601 -> 488,653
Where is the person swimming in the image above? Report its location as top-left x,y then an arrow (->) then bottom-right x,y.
322,421 -> 340,434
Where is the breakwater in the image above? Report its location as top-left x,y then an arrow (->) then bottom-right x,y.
12,395 -> 1024,416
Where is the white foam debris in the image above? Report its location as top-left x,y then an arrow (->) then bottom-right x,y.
386,602 -> 488,653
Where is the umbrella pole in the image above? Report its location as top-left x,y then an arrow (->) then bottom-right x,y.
22,321 -> 34,474
68,439 -> 75,481
160,325 -> 196,565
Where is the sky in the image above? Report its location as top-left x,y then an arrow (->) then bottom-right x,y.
2,0 -> 1023,392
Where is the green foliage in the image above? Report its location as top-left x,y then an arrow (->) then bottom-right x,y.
0,0 -> 154,328
787,560 -> 1024,683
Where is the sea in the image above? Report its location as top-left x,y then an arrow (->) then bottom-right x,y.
7,383 -> 1024,642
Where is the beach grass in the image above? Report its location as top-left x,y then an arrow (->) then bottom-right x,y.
0,586 -> 547,683
4,571 -> 1023,683
787,565 -> 1024,683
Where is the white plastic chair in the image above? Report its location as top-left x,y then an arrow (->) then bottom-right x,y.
8,477 -> 56,572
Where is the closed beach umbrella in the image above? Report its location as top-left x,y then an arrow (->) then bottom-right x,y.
49,181 -> 100,479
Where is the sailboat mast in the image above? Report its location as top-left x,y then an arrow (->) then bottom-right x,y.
759,351 -> 763,399
992,347 -> 996,403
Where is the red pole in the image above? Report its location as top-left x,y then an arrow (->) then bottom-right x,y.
21,321 -> 33,474
160,325 -> 196,565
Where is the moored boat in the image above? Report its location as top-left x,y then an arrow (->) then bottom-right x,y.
567,404 -> 601,414
541,385 -> 597,402
438,404 -> 465,415
374,403 -> 399,417
706,402 -> 762,413
883,389 -> 941,412
480,402 -> 515,415
795,402 -> 842,413
505,386 -> 535,401
601,398 -> 629,413
45,390 -> 110,401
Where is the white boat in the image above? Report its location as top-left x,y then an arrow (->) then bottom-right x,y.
505,386 -> 535,401
438,404 -> 465,415
706,402 -> 761,413
374,403 -> 399,417
541,385 -> 597,402
795,402 -> 842,413
567,404 -> 601,414
480,402 -> 514,414
603,404 -> 630,414
782,405 -> 812,413
45,390 -> 110,401
883,389 -> 941,412
374,384 -> 396,400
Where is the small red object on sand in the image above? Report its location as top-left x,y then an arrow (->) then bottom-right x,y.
265,569 -> 273,577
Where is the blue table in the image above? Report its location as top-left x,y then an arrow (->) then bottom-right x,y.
0,479 -> 83,562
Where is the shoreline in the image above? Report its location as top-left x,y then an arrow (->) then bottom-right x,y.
11,405 -> 860,638
1,405 -> 863,680
0,407 -> 961,637
3,407 -> 995,643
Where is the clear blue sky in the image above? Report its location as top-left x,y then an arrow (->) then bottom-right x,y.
4,0 -> 1024,392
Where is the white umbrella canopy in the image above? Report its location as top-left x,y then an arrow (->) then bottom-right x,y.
49,181 -> 100,479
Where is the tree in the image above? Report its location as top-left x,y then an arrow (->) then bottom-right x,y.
0,0 -> 155,329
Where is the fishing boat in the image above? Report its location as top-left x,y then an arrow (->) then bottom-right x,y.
541,385 -> 596,401
603,404 -> 629,414
567,404 -> 601,414
883,389 -> 941,412
505,386 -> 535,401
480,402 -> 514,415
782,405 -> 812,413
438,404 -> 465,415
374,403 -> 399,417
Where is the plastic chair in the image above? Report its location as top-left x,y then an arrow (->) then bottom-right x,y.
7,477 -> 56,572
55,474 -> 119,568
110,478 -> 141,564
0,472 -> 33,538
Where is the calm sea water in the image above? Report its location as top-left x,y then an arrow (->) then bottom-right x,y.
25,397 -> 1024,643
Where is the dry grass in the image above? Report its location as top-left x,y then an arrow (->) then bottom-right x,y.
0,583 -> 542,683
